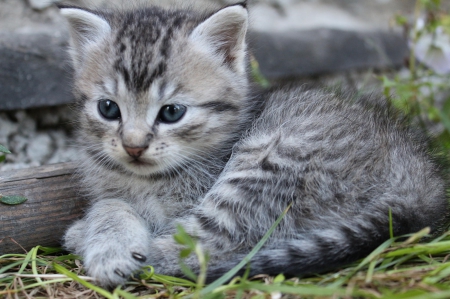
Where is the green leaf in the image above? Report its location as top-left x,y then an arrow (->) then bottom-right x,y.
151,273 -> 197,287
174,225 -> 196,248
436,107 -> 450,133
395,14 -> 408,26
0,155 -> 5,163
273,273 -> 285,283
250,57 -> 270,89
0,195 -> 28,205
179,261 -> 198,281
0,144 -> 10,154
180,248 -> 192,258
38,246 -> 64,255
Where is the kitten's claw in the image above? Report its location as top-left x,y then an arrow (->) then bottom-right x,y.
83,239 -> 151,286
132,252 -> 147,262
114,269 -> 126,278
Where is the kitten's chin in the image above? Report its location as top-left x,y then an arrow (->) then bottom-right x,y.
120,159 -> 166,177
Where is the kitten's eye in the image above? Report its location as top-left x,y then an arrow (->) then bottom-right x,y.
159,104 -> 186,123
98,100 -> 121,120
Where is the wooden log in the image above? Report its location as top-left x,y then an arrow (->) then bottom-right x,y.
0,162 -> 87,254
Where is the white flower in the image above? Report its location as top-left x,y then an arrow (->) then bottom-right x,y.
413,26 -> 450,74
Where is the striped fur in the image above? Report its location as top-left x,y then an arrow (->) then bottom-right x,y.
60,4 -> 449,287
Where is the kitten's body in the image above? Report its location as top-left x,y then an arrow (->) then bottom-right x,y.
60,3 -> 449,287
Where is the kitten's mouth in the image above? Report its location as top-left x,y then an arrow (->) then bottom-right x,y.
120,157 -> 162,176
128,158 -> 156,167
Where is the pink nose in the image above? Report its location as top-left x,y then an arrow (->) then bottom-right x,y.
123,146 -> 147,158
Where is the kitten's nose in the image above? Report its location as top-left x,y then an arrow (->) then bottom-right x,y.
123,146 -> 148,158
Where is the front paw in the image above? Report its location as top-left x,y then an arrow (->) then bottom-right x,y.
83,238 -> 151,287
64,219 -> 87,254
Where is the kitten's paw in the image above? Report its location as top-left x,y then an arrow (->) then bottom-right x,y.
84,239 -> 151,287
71,198 -> 153,286
63,219 -> 87,253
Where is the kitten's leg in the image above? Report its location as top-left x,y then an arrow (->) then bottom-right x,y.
64,199 -> 152,287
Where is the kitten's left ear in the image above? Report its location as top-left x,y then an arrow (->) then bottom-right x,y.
190,3 -> 248,74
58,5 -> 111,68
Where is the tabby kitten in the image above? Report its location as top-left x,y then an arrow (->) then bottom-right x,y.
60,3 -> 449,287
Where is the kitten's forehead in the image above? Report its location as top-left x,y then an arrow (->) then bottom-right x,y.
107,7 -> 203,94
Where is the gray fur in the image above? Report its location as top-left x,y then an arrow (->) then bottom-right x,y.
60,3 -> 449,287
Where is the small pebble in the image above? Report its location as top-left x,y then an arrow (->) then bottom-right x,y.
0,106 -> 76,171
28,0 -> 63,10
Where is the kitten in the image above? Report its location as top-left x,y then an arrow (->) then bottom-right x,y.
60,3 -> 449,287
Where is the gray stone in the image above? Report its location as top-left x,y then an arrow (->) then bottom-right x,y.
248,29 -> 408,79
0,106 -> 76,170
26,133 -> 53,164
0,31 -> 73,111
15,111 -> 37,137
0,114 -> 19,139
48,129 -> 78,164
28,0 -> 63,10
249,0 -> 417,33
47,146 -> 78,165
8,135 -> 29,162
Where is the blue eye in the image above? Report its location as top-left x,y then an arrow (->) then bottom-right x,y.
98,100 -> 121,120
159,104 -> 186,123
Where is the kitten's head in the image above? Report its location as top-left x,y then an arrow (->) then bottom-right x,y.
60,3 -> 250,176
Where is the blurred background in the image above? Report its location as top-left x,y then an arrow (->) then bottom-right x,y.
0,0 -> 449,170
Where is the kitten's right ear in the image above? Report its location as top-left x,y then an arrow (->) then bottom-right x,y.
190,3 -> 248,74
59,5 -> 111,65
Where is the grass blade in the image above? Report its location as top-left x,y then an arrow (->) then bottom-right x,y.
113,287 -> 139,299
31,246 -> 42,284
53,262 -> 113,299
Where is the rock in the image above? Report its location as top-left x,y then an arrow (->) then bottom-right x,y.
0,107 -> 76,170
0,31 -> 73,111
30,105 -> 75,128
26,133 -> 54,164
47,147 -> 78,165
0,114 -> 19,140
8,135 -> 30,162
28,0 -> 62,10
250,2 -> 373,32
248,29 -> 408,79
47,130 -> 77,164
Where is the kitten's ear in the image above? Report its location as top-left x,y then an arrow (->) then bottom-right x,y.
190,4 -> 248,74
59,5 -> 111,66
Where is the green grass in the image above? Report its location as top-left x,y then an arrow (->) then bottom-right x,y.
2,228 -> 450,299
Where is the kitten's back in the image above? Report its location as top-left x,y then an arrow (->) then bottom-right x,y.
194,86 -> 449,280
